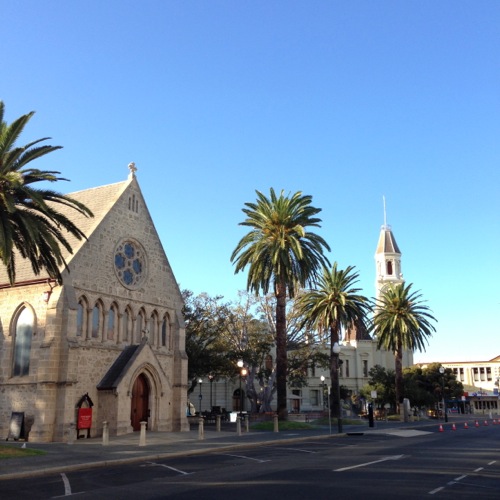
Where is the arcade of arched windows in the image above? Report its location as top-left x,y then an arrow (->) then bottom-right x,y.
75,295 -> 173,350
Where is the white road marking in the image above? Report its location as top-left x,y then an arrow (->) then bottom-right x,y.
144,461 -> 190,475
474,467 -> 484,472
454,475 -> 467,481
272,447 -> 316,453
381,429 -> 432,438
429,486 -> 444,494
488,460 -> 496,466
222,453 -> 270,463
60,473 -> 71,495
334,454 -> 404,472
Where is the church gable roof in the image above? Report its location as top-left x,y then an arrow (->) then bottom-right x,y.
0,179 -> 130,285
97,344 -> 140,390
97,338 -> 168,391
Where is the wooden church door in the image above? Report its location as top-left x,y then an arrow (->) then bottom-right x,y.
131,374 -> 149,431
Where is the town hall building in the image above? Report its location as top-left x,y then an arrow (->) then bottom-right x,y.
0,164 -> 189,442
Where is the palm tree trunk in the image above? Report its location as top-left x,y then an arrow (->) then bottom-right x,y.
275,281 -> 288,419
395,342 -> 403,415
329,323 -> 340,422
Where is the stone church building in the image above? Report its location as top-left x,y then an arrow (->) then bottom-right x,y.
0,165 -> 188,442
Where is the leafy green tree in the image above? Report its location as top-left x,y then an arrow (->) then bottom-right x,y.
360,364 -> 396,412
217,291 -> 275,413
183,290 -> 276,412
183,291 -> 236,393
231,188 -> 330,418
403,364 -> 464,412
296,263 -> 372,420
423,363 -> 464,402
373,283 -> 437,416
0,101 -> 93,284
403,366 -> 435,409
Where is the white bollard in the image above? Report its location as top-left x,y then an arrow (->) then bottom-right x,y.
139,421 -> 147,447
245,415 -> 250,432
198,417 -> 205,440
216,414 -> 221,432
68,422 -> 76,445
102,421 -> 109,446
273,414 -> 279,433
237,416 -> 242,436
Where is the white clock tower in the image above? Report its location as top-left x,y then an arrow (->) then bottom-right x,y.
374,203 -> 404,302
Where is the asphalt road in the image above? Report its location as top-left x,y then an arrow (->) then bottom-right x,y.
1,425 -> 499,499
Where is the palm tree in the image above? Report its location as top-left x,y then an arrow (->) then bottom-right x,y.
374,282 -> 437,417
231,188 -> 330,418
296,263 -> 372,422
0,101 -> 93,284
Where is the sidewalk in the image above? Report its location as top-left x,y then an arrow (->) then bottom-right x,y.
0,416 -> 472,481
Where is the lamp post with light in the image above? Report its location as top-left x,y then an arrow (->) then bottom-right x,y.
198,378 -> 203,414
332,342 -> 343,433
321,375 -> 332,435
439,366 -> 448,422
320,375 -> 326,409
237,360 -> 248,419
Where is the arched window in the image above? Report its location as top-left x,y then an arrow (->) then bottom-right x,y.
149,312 -> 158,346
265,354 -> 273,371
13,306 -> 35,376
77,302 -> 84,337
123,308 -> 131,343
107,304 -> 117,341
76,297 -> 89,338
91,303 -> 102,338
161,314 -> 170,347
386,260 -> 393,275
136,309 -> 145,343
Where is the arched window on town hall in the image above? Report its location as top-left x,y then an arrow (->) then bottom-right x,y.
12,305 -> 35,377
76,297 -> 88,338
386,260 -> 393,276
265,354 -> 273,371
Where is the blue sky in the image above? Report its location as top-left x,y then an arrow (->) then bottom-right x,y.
3,1 -> 499,363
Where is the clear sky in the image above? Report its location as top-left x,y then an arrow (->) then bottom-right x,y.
3,1 -> 499,363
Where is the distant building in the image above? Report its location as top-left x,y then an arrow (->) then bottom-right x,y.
0,165 -> 188,442
418,357 -> 500,414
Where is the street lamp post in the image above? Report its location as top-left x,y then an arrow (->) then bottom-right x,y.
439,366 -> 448,423
320,376 -> 326,410
321,375 -> 331,435
237,360 -> 247,419
208,374 -> 215,411
333,342 -> 343,433
198,378 -> 203,414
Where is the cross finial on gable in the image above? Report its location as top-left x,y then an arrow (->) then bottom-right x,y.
128,162 -> 137,179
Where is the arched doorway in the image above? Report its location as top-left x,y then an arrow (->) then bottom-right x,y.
131,373 -> 149,431
232,388 -> 245,412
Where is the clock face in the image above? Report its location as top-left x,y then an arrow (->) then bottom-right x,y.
114,240 -> 147,289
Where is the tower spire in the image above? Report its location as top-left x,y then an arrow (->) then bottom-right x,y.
375,198 -> 403,301
383,195 -> 387,228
